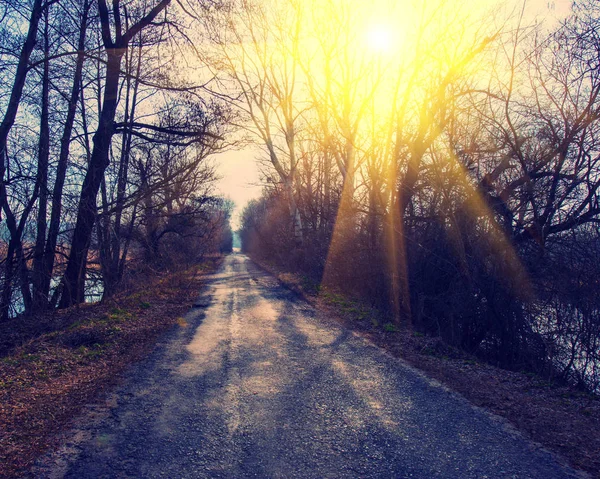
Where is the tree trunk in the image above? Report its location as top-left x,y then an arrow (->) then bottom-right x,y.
31,7 -> 51,312
0,217 -> 18,321
0,192 -> 38,320
107,42 -> 142,293
286,178 -> 303,245
323,150 -> 331,228
98,175 -> 113,297
37,0 -> 90,309
58,49 -> 125,308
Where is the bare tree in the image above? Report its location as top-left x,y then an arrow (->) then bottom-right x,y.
58,0 -> 172,307
203,0 -> 306,244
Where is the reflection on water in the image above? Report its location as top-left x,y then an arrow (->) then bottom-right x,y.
83,273 -> 104,302
8,273 -> 105,317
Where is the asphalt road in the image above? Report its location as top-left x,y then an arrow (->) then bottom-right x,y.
33,254 -> 582,479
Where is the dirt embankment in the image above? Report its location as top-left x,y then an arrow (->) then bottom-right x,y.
253,257 -> 600,479
0,258 -> 221,479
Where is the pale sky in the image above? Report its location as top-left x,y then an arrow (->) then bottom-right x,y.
214,147 -> 263,230
527,0 -> 572,19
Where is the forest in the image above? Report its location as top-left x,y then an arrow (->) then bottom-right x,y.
0,0 -> 233,323
233,0 -> 600,392
1,0 -> 600,395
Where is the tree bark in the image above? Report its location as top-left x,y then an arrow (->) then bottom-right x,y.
106,41 -> 142,294
31,7 -> 51,312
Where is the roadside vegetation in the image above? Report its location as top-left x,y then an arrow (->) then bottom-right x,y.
236,0 -> 600,396
0,257 -> 222,478
256,258 -> 600,478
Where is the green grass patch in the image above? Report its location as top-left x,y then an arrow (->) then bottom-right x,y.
68,320 -> 85,330
321,289 -> 370,318
106,308 -> 135,322
533,380 -> 554,388
421,346 -> 436,356
300,276 -> 321,295
321,290 -> 347,306
20,353 -> 41,363
383,322 -> 400,333
75,344 -> 106,360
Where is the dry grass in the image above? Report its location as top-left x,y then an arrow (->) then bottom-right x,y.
0,258 -> 221,479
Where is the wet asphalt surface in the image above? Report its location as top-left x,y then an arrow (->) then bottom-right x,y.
32,254 -> 583,479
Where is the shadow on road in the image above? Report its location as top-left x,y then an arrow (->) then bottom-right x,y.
34,255 -> 582,479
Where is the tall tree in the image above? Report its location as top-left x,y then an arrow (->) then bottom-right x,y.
58,0 -> 171,307
33,0 -> 92,310
0,0 -> 45,215
31,5 -> 52,312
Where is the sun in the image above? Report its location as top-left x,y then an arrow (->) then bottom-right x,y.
365,23 -> 395,53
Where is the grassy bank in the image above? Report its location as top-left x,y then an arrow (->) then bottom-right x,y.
253,256 -> 600,478
0,257 -> 222,478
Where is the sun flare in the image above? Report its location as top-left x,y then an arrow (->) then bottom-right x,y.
365,23 -> 396,53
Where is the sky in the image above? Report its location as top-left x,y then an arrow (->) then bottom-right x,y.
214,147 -> 263,230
